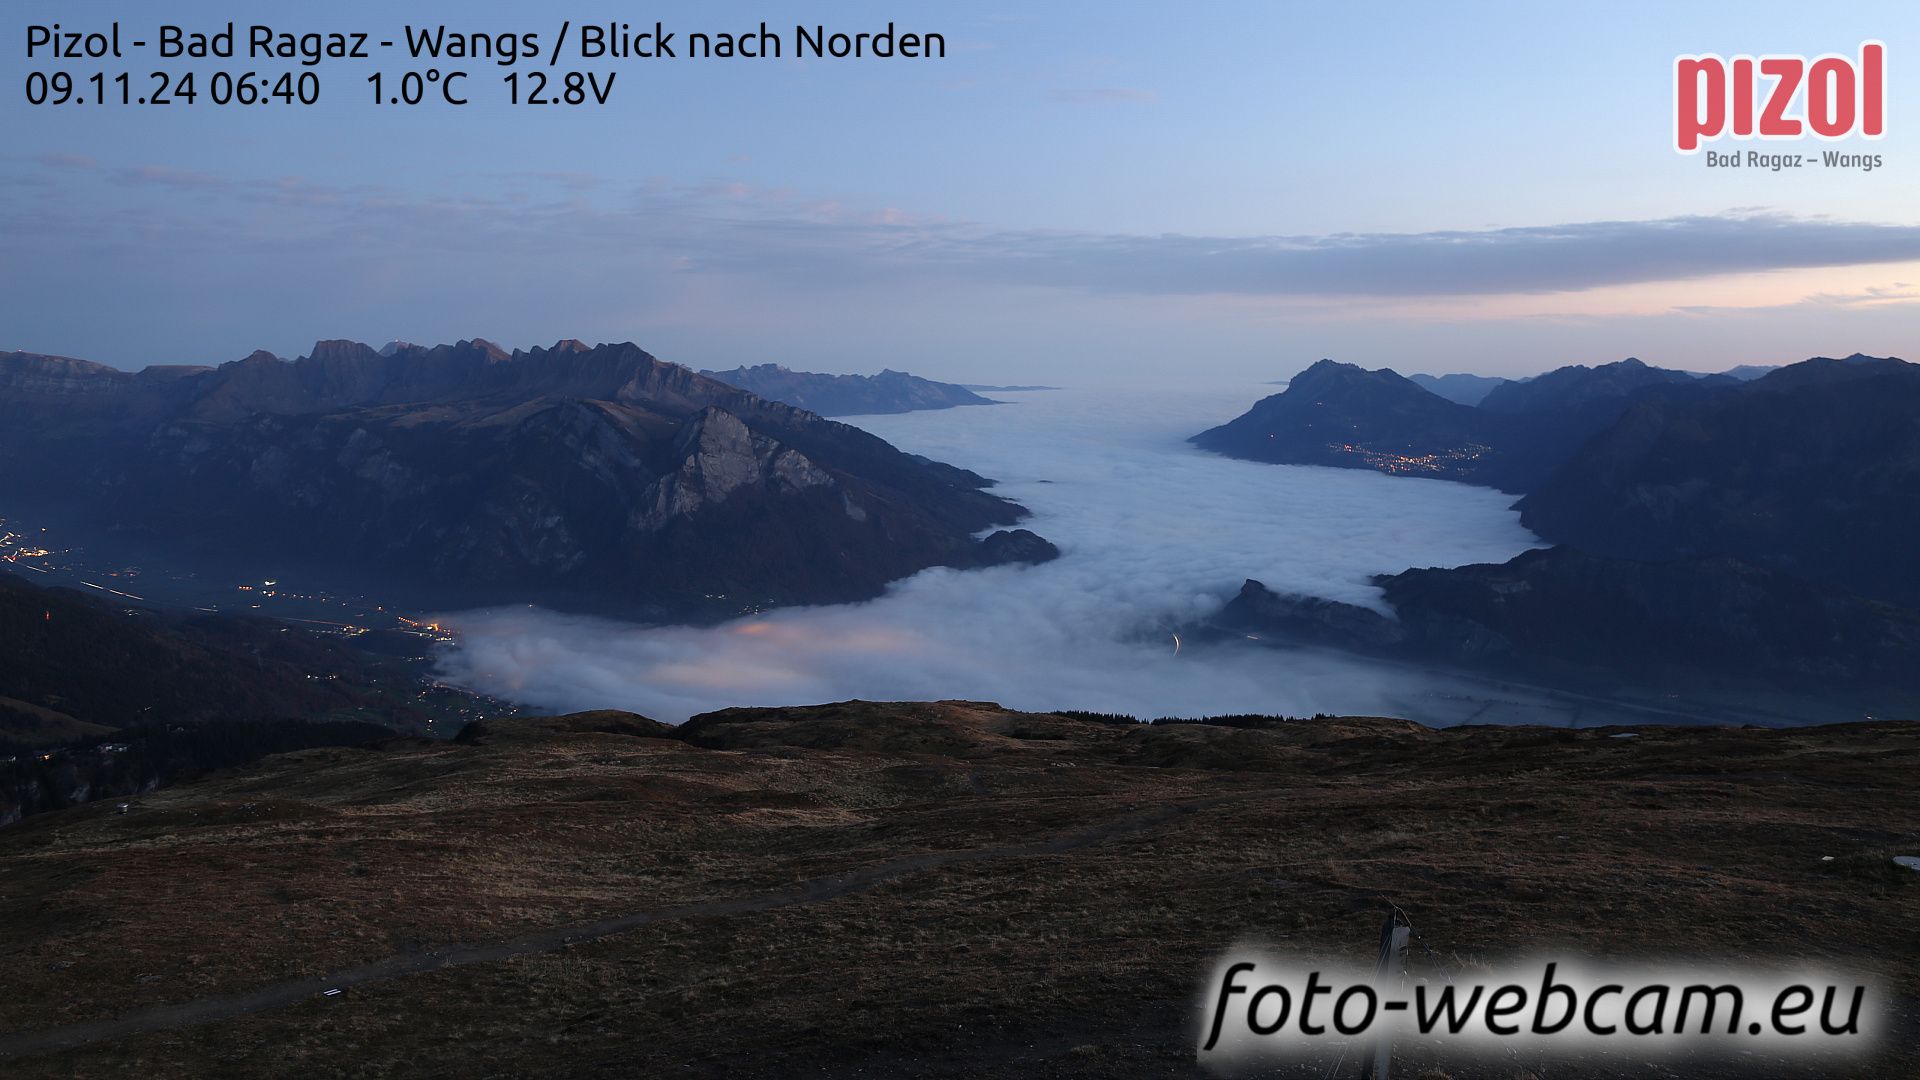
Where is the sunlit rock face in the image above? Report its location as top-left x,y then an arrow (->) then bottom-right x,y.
0,341 -> 1039,617
640,407 -> 836,530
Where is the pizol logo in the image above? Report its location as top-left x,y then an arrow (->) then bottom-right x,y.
1674,41 -> 1886,153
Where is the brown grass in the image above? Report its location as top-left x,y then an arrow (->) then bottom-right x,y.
1,703 -> 1915,1077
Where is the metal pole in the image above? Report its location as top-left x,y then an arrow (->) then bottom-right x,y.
1359,910 -> 1410,1080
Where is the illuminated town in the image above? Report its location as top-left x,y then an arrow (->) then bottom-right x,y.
1328,441 -> 1492,476
1,511 -> 507,737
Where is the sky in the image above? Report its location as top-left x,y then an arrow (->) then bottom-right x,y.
3,0 -> 1917,379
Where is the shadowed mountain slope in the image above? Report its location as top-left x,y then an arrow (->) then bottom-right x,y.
0,341 -> 1052,617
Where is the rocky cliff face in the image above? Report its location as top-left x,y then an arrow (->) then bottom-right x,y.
0,341 -> 1049,615
640,407 -> 835,530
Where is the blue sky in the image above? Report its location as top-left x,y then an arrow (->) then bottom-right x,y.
3,0 -> 1916,378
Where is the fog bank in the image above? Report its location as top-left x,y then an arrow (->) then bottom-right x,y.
434,383 -> 1544,722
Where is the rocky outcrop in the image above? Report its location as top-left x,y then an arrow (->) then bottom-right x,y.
1213,580 -> 1407,649
972,528 -> 1060,567
640,408 -> 834,530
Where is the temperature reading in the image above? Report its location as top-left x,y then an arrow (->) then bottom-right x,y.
368,69 -> 467,105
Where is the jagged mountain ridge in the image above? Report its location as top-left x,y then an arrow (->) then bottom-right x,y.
0,340 -> 1053,616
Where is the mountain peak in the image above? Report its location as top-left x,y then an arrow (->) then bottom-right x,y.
460,338 -> 511,362
1298,357 -> 1359,375
306,339 -> 382,365
1287,358 -> 1380,387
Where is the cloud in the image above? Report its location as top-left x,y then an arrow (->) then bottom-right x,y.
944,215 -> 1920,298
432,384 -> 1547,724
16,156 -> 1920,304
9,154 -> 1920,370
1673,278 -> 1920,315
111,164 -> 229,190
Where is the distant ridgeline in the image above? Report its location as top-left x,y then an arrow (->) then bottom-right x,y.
1197,354 -> 1920,714
697,363 -> 999,416
0,340 -> 1055,619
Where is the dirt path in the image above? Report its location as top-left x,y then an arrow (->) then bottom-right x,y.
0,795 -> 1238,1062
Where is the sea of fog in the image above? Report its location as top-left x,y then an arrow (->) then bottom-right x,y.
433,383 -> 1599,725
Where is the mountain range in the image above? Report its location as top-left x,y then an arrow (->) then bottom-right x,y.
698,363 -> 999,415
1405,362 -> 1771,406
1192,356 -> 1722,491
0,341 -> 1055,618
1213,547 -> 1920,717
1518,354 -> 1920,608
1197,352 -> 1920,706
1406,371 -> 1510,405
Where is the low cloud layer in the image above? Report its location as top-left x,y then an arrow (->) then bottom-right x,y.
433,385 -> 1549,723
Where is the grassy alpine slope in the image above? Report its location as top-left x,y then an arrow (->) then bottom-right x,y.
1,701 -> 1916,1078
